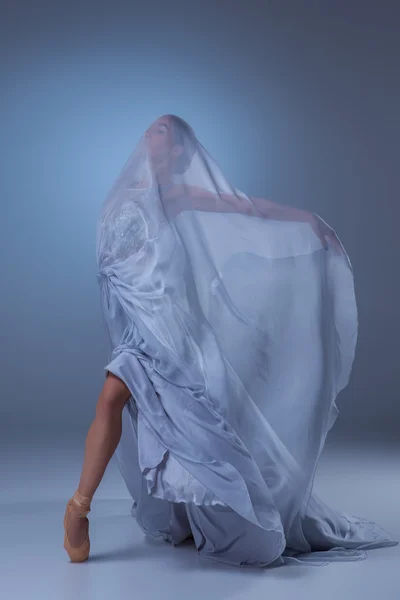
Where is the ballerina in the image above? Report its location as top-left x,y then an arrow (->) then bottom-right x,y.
64,114 -> 398,566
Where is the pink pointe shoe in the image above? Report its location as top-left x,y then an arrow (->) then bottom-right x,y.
63,490 -> 92,562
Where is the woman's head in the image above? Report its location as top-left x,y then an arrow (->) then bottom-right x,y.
144,114 -> 196,175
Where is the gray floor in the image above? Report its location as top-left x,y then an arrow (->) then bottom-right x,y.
1,434 -> 399,600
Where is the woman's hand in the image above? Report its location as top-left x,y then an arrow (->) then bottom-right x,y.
308,213 -> 345,255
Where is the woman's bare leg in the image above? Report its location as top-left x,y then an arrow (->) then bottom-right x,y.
67,372 -> 132,547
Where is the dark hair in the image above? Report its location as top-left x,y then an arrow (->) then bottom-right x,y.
166,114 -> 197,174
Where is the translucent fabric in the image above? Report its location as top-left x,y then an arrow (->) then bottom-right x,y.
96,114 -> 398,567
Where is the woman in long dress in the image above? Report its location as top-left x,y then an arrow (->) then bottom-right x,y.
63,114 -> 398,566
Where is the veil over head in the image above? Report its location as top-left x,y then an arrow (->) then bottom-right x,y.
96,114 -> 397,567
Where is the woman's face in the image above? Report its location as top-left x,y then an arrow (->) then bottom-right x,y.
144,116 -> 183,170
144,116 -> 173,161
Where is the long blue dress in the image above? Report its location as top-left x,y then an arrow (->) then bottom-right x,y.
96,184 -> 398,568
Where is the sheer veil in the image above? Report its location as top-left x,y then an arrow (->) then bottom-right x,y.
95,114 -> 397,567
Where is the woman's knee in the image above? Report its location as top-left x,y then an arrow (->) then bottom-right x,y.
96,372 -> 131,415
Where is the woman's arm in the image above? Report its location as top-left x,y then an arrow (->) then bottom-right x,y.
195,189 -> 313,223
165,185 -> 252,216
165,186 -> 342,253
222,193 -> 344,254
249,195 -> 312,223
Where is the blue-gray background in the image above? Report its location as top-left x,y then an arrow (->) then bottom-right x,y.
1,1 -> 399,442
